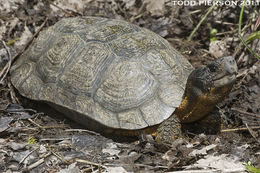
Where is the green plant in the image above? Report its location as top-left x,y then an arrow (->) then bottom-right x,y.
238,0 -> 260,60
210,28 -> 218,42
27,137 -> 37,144
245,162 -> 260,173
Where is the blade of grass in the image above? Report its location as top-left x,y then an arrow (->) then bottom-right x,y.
238,0 -> 260,61
187,3 -> 217,41
246,30 -> 260,43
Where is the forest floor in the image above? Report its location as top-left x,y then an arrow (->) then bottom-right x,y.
0,0 -> 260,172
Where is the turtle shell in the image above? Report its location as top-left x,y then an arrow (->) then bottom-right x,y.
10,16 -> 194,130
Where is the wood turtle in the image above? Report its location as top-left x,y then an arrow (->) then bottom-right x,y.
10,16 -> 238,143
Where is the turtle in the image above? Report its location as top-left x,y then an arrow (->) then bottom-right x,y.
10,16 -> 238,143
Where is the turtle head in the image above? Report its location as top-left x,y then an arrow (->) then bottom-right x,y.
176,56 -> 238,123
190,56 -> 237,93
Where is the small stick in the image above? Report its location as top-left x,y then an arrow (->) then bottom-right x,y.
163,170 -> 219,173
65,129 -> 101,136
216,30 -> 236,36
5,108 -> 38,113
214,21 -> 238,25
20,125 -> 66,131
0,149 -> 9,156
105,163 -> 168,169
0,41 -> 12,83
28,118 -> 45,130
75,158 -> 106,169
189,9 -> 202,14
167,168 -> 245,173
50,2 -> 83,16
40,137 -> 70,141
19,147 -> 39,164
42,125 -> 67,129
254,15 -> 260,31
23,152 -> 51,171
221,126 -> 260,133
81,167 -> 93,172
237,116 -> 260,124
245,123 -> 260,143
27,118 -> 65,130
231,107 -> 260,119
7,82 -> 20,104
51,151 -> 68,164
20,127 -> 38,131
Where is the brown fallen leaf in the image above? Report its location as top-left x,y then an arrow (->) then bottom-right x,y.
144,0 -> 165,16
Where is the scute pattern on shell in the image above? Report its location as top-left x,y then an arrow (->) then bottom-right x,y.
11,16 -> 194,130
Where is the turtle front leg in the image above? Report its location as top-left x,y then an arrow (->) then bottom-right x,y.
155,115 -> 182,144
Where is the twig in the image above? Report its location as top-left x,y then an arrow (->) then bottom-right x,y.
75,158 -> 107,169
216,30 -> 236,36
233,69 -> 250,90
65,129 -> 101,136
221,126 -> 260,133
105,163 -> 168,169
131,2 -> 147,22
7,82 -> 20,104
237,116 -> 260,124
51,151 -> 68,164
42,125 -> 67,129
231,107 -> 260,119
167,170 -> 219,173
81,167 -> 93,172
28,118 -> 66,130
19,147 -> 39,164
245,123 -> 260,143
117,4 -> 129,20
28,118 -> 45,130
50,2 -> 83,16
0,17 -> 48,80
167,168 -> 245,173
214,21 -> 238,25
189,9 -> 202,15
20,124 -> 66,132
0,149 -> 9,156
40,137 -> 70,141
20,127 -> 38,131
6,108 -> 38,113
0,41 -> 12,83
23,152 -> 51,171
254,15 -> 260,31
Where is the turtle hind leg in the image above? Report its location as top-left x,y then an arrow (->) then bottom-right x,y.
155,115 -> 182,145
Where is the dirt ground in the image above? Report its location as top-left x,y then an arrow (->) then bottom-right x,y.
0,0 -> 260,172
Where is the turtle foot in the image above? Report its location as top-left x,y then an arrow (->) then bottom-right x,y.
155,115 -> 182,145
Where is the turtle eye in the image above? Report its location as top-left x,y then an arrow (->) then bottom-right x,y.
208,64 -> 218,73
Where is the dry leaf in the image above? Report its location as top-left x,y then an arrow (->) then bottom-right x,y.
122,0 -> 136,9
145,0 -> 165,16
14,26 -> 32,48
